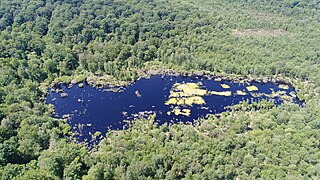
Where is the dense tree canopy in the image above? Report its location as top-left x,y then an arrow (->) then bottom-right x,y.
0,0 -> 319,179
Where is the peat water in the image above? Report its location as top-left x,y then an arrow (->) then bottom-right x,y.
46,75 -> 301,144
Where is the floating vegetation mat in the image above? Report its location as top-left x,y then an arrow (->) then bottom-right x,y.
221,84 -> 231,88
246,85 -> 259,91
165,82 -> 298,117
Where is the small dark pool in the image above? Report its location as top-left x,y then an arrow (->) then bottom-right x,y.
46,75 -> 301,145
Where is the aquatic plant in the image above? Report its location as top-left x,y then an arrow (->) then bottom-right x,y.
165,83 -> 208,107
210,91 -> 232,96
60,93 -> 68,98
173,83 -> 207,96
165,96 -> 205,106
246,85 -> 258,91
184,96 -> 206,105
249,89 -> 295,103
221,84 -> 230,88
289,91 -> 297,98
165,98 -> 178,105
170,108 -> 191,116
236,90 -> 247,96
165,82 -> 210,117
279,84 -> 289,90
135,90 -> 142,98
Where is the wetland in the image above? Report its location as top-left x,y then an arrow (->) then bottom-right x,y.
46,75 -> 302,145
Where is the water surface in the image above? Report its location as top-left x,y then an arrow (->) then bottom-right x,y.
46,75 -> 301,144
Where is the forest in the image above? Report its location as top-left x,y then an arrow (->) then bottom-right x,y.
0,0 -> 319,179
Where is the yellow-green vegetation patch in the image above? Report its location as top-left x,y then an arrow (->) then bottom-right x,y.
165,98 -> 178,105
246,85 -> 258,91
165,96 -> 205,106
278,84 -> 289,90
277,91 -> 287,95
251,89 -> 295,103
53,76 -> 73,84
169,92 -> 183,98
169,108 -> 191,117
221,84 -> 230,89
173,83 -> 207,96
210,91 -> 232,96
165,82 -> 208,107
184,96 -> 206,105
289,91 -> 297,98
236,90 -> 247,96
281,95 -> 293,102
72,74 -> 86,83
214,78 -> 222,81
250,93 -> 264,98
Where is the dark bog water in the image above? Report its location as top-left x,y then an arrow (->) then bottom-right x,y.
46,75 -> 301,145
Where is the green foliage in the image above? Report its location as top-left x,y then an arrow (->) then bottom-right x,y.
0,0 -> 319,179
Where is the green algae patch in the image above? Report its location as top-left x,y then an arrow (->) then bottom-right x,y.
236,90 -> 247,96
221,84 -> 230,89
279,84 -> 289,90
246,85 -> 258,91
210,91 -> 232,96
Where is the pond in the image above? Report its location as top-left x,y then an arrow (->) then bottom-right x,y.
46,75 -> 302,145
